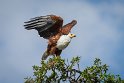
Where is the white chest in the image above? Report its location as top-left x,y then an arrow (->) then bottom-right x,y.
56,35 -> 71,50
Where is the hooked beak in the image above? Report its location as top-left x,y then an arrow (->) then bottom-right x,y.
72,34 -> 76,37
70,34 -> 76,38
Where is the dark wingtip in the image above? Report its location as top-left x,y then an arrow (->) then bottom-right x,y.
24,24 -> 35,30
25,27 -> 30,30
72,20 -> 77,24
24,27 -> 35,30
71,20 -> 77,26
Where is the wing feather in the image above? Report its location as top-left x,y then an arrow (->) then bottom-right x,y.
61,20 -> 77,35
24,15 -> 63,39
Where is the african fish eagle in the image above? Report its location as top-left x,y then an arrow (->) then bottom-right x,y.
24,15 -> 77,60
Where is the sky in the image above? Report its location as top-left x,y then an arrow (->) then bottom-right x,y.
0,0 -> 124,83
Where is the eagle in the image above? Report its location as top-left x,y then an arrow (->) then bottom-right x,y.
24,15 -> 77,60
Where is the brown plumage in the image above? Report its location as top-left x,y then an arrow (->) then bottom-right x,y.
24,15 -> 77,60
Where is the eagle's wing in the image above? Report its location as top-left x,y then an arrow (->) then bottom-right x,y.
24,15 -> 63,39
61,20 -> 77,35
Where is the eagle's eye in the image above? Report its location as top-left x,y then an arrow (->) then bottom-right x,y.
71,34 -> 73,36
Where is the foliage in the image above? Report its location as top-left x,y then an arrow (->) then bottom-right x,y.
24,56 -> 123,83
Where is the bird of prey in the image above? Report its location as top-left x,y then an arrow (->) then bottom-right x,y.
24,15 -> 77,60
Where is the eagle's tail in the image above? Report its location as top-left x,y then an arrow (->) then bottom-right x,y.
42,51 -> 49,60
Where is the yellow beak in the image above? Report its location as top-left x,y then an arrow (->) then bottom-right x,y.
73,34 -> 76,37
69,34 -> 76,38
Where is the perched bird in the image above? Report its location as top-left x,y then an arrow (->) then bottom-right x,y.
24,15 -> 77,60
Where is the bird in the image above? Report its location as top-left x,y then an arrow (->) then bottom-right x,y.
24,15 -> 77,60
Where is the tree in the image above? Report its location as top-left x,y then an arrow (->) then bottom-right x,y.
24,56 -> 124,83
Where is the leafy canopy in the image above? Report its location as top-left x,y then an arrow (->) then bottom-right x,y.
25,56 -> 124,83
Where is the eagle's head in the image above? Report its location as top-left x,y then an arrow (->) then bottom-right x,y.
68,33 -> 76,38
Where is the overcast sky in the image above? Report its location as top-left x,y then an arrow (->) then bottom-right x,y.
0,0 -> 124,83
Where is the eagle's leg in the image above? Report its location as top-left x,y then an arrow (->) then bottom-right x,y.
55,48 -> 62,56
55,49 -> 62,58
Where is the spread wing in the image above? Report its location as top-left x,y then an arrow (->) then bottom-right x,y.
61,20 -> 77,35
24,15 -> 63,39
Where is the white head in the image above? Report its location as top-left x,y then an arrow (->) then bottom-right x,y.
68,33 -> 76,38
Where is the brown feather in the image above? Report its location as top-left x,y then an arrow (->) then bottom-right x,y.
61,20 -> 77,35
55,49 -> 62,56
